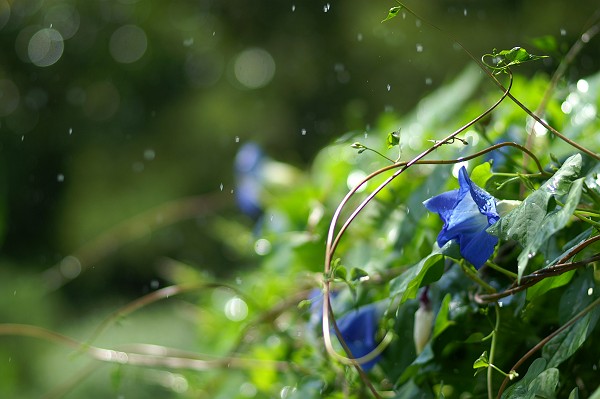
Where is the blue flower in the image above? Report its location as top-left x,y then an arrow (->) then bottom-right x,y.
423,166 -> 499,269
234,142 -> 265,218
308,290 -> 383,371
336,304 -> 382,371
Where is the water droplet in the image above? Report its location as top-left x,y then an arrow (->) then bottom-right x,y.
291,4 -> 295,11
463,8 -> 467,16
588,287 -> 594,296
301,128 -> 307,135
57,173 -> 64,182
357,33 -> 363,41
560,28 -> 566,36
416,44 -> 423,52
220,183 -> 224,191
387,84 -> 391,91
68,127 -> 73,135
527,252 -> 535,259
150,280 -> 159,289
183,37 -> 194,47
21,135 -> 24,141
323,3 -> 330,12
235,136 -> 240,142
425,77 -> 432,85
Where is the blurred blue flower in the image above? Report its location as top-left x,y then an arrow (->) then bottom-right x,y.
234,142 -> 265,218
336,303 -> 381,371
423,166 -> 499,269
308,290 -> 383,371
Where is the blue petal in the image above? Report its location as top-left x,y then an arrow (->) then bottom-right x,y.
459,228 -> 499,269
337,304 -> 381,371
423,189 -> 459,224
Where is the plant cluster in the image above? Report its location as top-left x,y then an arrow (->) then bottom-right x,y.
2,3 -> 600,399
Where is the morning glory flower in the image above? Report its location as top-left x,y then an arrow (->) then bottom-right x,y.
308,290 -> 383,371
336,303 -> 382,371
423,166 -> 499,269
234,142 -> 265,218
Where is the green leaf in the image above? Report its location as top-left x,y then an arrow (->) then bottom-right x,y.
502,358 -> 559,399
333,265 -> 347,281
432,293 -> 455,339
387,130 -> 400,149
526,270 -> 575,300
349,267 -> 368,281
569,387 -> 580,399
530,35 -> 559,54
497,47 -> 549,67
389,252 -> 445,303
381,6 -> 402,23
488,154 -> 583,280
590,385 -> 600,399
473,351 -> 489,369
543,270 -> 600,368
470,162 -> 493,188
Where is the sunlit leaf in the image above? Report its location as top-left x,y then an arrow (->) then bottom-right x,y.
432,293 -> 455,339
389,252 -> 445,303
470,162 -> 493,188
496,46 -> 549,67
387,130 -> 400,149
382,6 -> 402,23
488,154 -> 583,280
473,351 -> 489,369
349,267 -> 368,281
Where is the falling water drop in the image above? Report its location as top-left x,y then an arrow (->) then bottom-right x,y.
416,44 -> 423,52
387,84 -> 391,91
68,127 -> 73,135
291,4 -> 295,11
220,183 -> 224,191
235,136 -> 240,143
301,128 -> 307,135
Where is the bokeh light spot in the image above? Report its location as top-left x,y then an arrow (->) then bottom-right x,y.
224,296 -> 248,321
44,4 -> 80,39
109,25 -> 148,64
234,48 -> 275,89
28,28 -> 64,67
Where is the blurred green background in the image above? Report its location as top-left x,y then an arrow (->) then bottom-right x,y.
1,0 -> 599,397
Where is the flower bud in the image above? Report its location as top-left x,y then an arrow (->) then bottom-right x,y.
413,304 -> 434,355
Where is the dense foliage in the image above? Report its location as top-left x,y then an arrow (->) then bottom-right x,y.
2,2 -> 600,399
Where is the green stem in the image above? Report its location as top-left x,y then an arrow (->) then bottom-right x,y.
364,147 -> 395,164
460,263 -> 496,293
573,212 -> 600,230
488,304 -> 501,399
486,261 -> 518,280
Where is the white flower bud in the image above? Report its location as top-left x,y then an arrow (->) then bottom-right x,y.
413,305 -> 434,354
